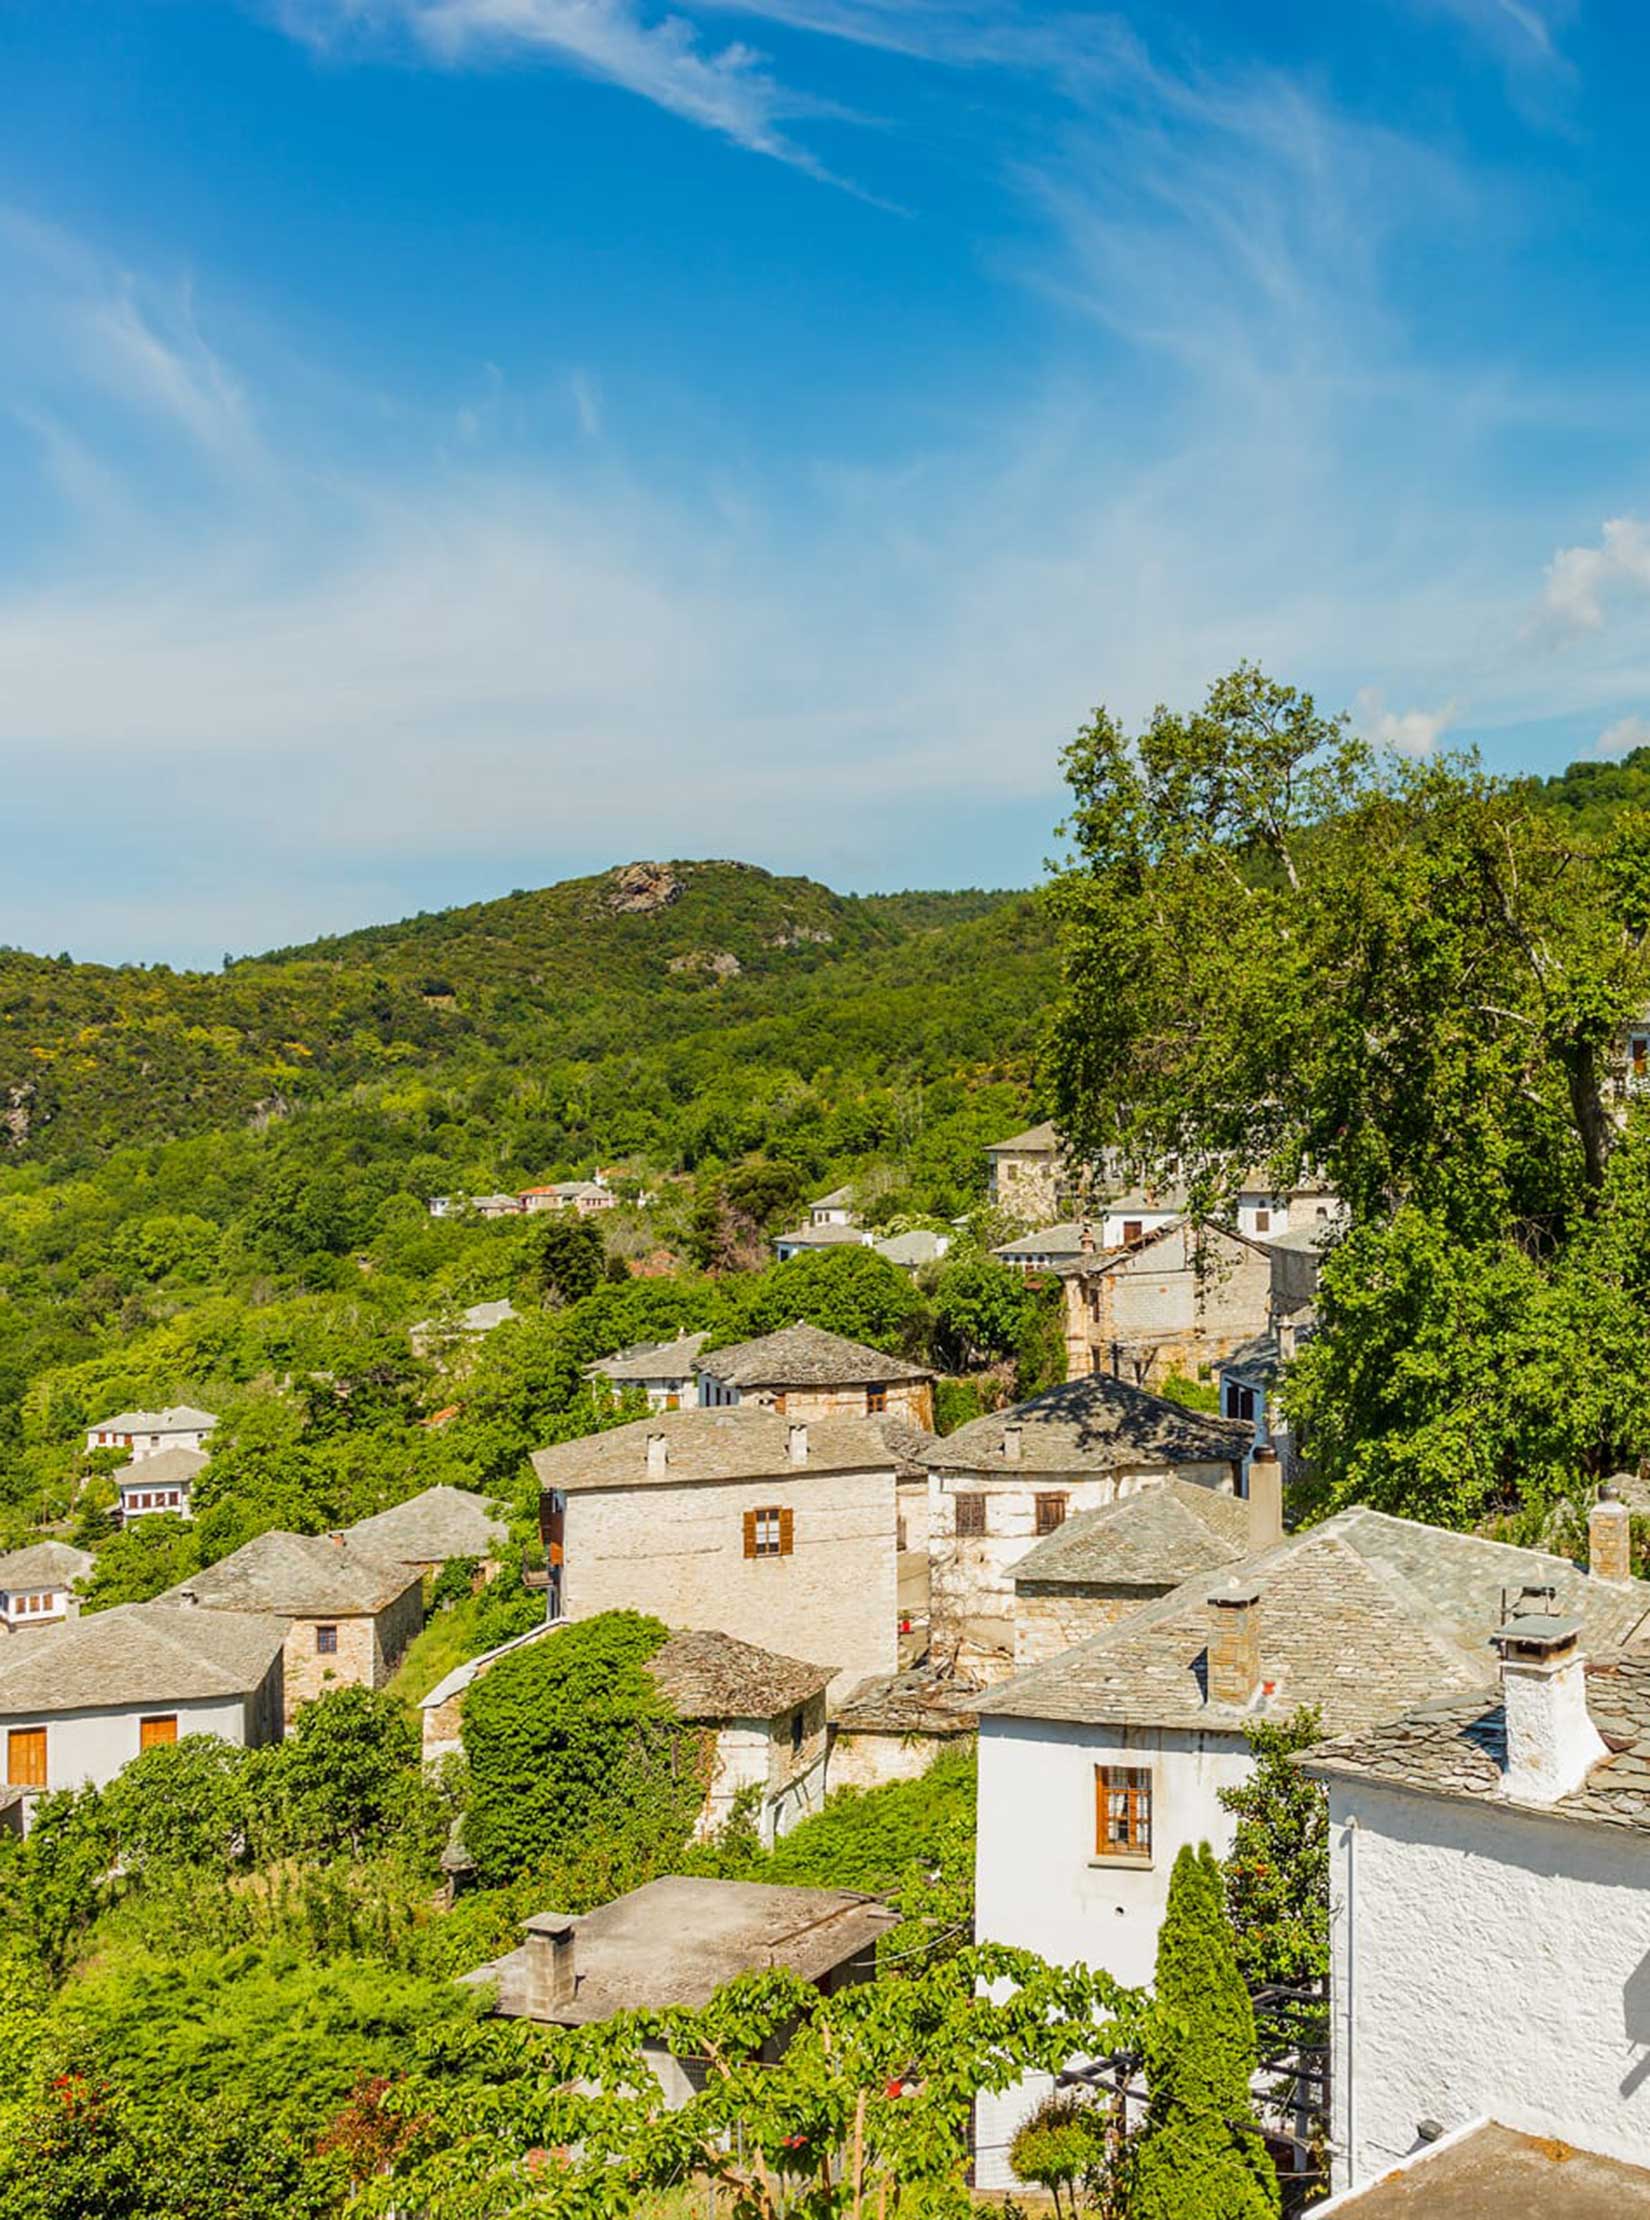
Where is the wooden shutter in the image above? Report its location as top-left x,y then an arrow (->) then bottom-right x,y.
778,1507 -> 795,1556
743,1510 -> 758,1559
139,1715 -> 178,1752
7,1727 -> 46,1788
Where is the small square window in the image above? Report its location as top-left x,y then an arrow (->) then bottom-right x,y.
316,1624 -> 339,1655
1034,1493 -> 1068,1535
955,1493 -> 986,1539
867,1386 -> 888,1416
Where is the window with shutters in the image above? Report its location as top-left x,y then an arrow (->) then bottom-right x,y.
139,1715 -> 178,1752
1095,1764 -> 1152,1858
1034,1492 -> 1068,1535
7,1727 -> 46,1789
743,1506 -> 792,1558
1122,1219 -> 1143,1245
955,1493 -> 986,1538
866,1386 -> 888,1415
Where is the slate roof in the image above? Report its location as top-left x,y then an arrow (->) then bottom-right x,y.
647,1630 -> 834,1718
697,1322 -> 932,1388
773,1222 -> 871,1249
347,1486 -> 507,1565
114,1446 -> 208,1490
93,1405 -> 216,1434
469,1875 -> 897,2023
811,1187 -> 855,1209
926,1371 -> 1252,1478
986,1121 -> 1061,1155
589,1331 -> 709,1382
975,1511 -> 1650,1737
874,1230 -> 950,1268
991,1222 -> 1090,1262
533,1405 -> 896,1493
414,1299 -> 517,1337
879,1415 -> 938,1480
0,1540 -> 93,1589
1300,1648 -> 1650,1837
0,1601 -> 287,1715
164,1530 -> 420,1617
1008,1478 -> 1253,1590
834,1664 -> 980,1736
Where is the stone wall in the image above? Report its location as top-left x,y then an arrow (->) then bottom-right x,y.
989,1147 -> 1064,1223
829,1727 -> 965,1794
281,1583 -> 422,1720
753,1381 -> 935,1429
1062,1225 -> 1273,1386
1011,1580 -> 1173,1665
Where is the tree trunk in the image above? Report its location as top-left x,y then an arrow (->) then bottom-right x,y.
1562,1038 -> 1616,1199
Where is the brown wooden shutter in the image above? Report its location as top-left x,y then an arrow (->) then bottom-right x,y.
743,1510 -> 758,1559
778,1507 -> 795,1556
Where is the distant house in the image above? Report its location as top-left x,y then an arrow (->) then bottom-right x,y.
772,1220 -> 874,1261
695,1321 -> 935,1429
990,1222 -> 1091,1273
165,1531 -> 423,1722
0,1541 -> 92,1633
0,1600 -> 285,1825
921,1372 -> 1252,1678
533,1406 -> 901,1701
464,1875 -> 894,2102
984,1121 -> 1074,1221
520,1179 -> 615,1215
808,1186 -> 857,1227
587,1331 -> 709,1412
829,1665 -> 980,1792
1059,1220 -> 1275,1389
469,1193 -> 526,1219
114,1445 -> 207,1524
346,1485 -> 508,1578
426,1195 -> 455,1219
873,1229 -> 951,1273
410,1299 -> 517,1357
86,1405 -> 216,1461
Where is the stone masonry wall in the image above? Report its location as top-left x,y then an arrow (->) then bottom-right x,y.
1012,1582 -> 1174,1665
281,1584 -> 423,1721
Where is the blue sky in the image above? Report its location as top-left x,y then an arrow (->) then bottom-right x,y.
4,0 -> 1650,962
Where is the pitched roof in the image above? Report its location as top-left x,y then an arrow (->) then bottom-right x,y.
0,1540 -> 93,1589
589,1331 -> 709,1382
1009,1478 -> 1253,1589
991,1222 -> 1090,1261
646,1629 -> 833,1717
878,1414 -> 938,1480
93,1405 -> 216,1434
873,1230 -> 950,1267
834,1664 -> 980,1736
772,1222 -> 872,1249
165,1530 -> 420,1617
532,1405 -> 897,1492
0,1601 -> 287,1715
346,1486 -> 507,1565
985,1121 -> 1061,1155
115,1446 -> 209,1489
1300,1648 -> 1650,1838
926,1371 -> 1252,1478
697,1321 -> 932,1388
976,1510 -> 1650,1737
811,1186 -> 855,1209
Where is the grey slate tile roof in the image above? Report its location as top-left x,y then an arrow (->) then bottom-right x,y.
533,1405 -> 896,1492
589,1331 -> 709,1382
772,1222 -> 872,1249
873,1230 -> 950,1268
878,1415 -> 938,1480
346,1486 -> 507,1565
834,1664 -> 981,1736
0,1541 -> 94,1589
1301,1649 -> 1650,1837
114,1446 -> 208,1490
986,1121 -> 1061,1155
647,1629 -> 834,1718
697,1321 -> 932,1388
991,1222 -> 1090,1262
165,1530 -> 420,1617
975,1510 -> 1650,1737
0,1601 -> 287,1714
927,1371 -> 1252,1478
1008,1478 -> 1253,1590
811,1186 -> 855,1209
94,1405 -> 217,1434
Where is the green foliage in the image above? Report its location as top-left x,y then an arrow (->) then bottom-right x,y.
1159,1372 -> 1220,1414
1009,2091 -> 1113,2219
536,1213 -> 608,1307
932,1256 -> 1032,1367
101,1736 -> 248,1876
1218,1710 -> 1329,2059
1132,1845 -> 1278,2220
248,1684 -> 425,1862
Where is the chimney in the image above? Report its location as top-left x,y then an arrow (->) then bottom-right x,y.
522,1913 -> 578,2016
1589,1482 -> 1632,1584
175,1587 -> 199,1610
1078,1220 -> 1096,1258
1247,1447 -> 1284,1552
1206,1580 -> 1262,1708
787,1423 -> 809,1466
1491,1610 -> 1606,1805
1002,1423 -> 1023,1464
646,1432 -> 668,1475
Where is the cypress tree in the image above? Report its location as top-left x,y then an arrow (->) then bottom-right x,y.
1129,1842 -> 1280,2220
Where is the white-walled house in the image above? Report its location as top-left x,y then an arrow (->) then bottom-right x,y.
0,1600 -> 285,1824
86,1405 -> 216,1461
968,1505 -> 1650,2191
587,1332 -> 710,1412
114,1445 -> 206,1524
0,1541 -> 92,1632
808,1187 -> 857,1227
772,1221 -> 874,1261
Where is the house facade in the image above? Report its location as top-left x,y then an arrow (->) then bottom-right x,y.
588,1332 -> 710,1412
114,1445 -> 206,1524
1059,1220 -> 1275,1389
0,1541 -> 92,1633
86,1405 -> 216,1461
772,1221 -> 874,1262
693,1321 -> 935,1429
533,1406 -> 901,1702
984,1121 -> 1073,1222
521,1179 -> 614,1214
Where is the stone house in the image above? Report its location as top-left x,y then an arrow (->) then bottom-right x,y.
346,1484 -> 507,1579
86,1405 -> 216,1461
828,1664 -> 979,1792
0,1541 -> 92,1633
114,1445 -> 206,1525
984,1121 -> 1073,1222
465,1875 -> 895,2104
1059,1220 -> 1275,1389
587,1331 -> 709,1412
520,1179 -> 615,1214
165,1530 -> 424,1720
0,1600 -> 285,1825
808,1186 -> 857,1227
470,1192 -> 526,1218
533,1406 -> 900,1702
922,1372 -> 1252,1678
968,1502 -> 1650,2192
694,1321 -> 935,1430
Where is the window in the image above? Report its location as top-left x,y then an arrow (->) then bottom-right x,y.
1122,1219 -> 1143,1245
791,1708 -> 805,1757
743,1506 -> 793,1559
955,1493 -> 986,1539
772,1392 -> 788,1415
316,1624 -> 339,1655
1254,1208 -> 1271,1234
1635,1037 -> 1649,1077
7,1727 -> 46,1789
1095,1765 -> 1152,1859
867,1386 -> 888,1416
139,1715 -> 178,1752
1226,1383 -> 1257,1424
1034,1493 -> 1068,1536
897,1515 -> 908,1551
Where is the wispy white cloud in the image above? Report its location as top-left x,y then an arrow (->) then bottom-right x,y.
1595,712 -> 1650,759
1354,687 -> 1458,758
1539,518 -> 1650,637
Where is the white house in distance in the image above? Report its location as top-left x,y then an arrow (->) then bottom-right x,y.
967,1503 -> 1650,2191
772,1220 -> 873,1261
1301,1493 -> 1650,2196
520,1178 -> 615,1215
86,1405 -> 216,1460
808,1186 -> 857,1227
0,1541 -> 92,1633
587,1331 -> 710,1412
0,1600 -> 285,1825
115,1445 -> 206,1524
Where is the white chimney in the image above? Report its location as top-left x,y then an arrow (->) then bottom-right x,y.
1002,1423 -> 1023,1464
646,1432 -> 668,1475
1589,1483 -> 1632,1584
1247,1446 -> 1284,1552
787,1423 -> 809,1466
523,1913 -> 578,2016
1491,1612 -> 1607,1805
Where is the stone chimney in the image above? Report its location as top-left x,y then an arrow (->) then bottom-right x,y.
1206,1580 -> 1262,1708
1491,1611 -> 1607,1805
646,1432 -> 668,1475
1078,1220 -> 1096,1258
1589,1482 -> 1632,1584
1002,1422 -> 1023,1464
522,1913 -> 578,2017
175,1586 -> 199,1609
787,1422 -> 809,1466
1247,1446 -> 1284,1552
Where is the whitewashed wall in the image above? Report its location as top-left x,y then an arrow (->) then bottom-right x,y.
1327,1779 -> 1650,2193
3,1690 -> 262,1802
974,1712 -> 1252,2189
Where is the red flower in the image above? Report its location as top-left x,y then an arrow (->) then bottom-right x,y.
885,2080 -> 904,2099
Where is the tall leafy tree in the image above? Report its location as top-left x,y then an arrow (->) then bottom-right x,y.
1218,1711 -> 1329,2060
